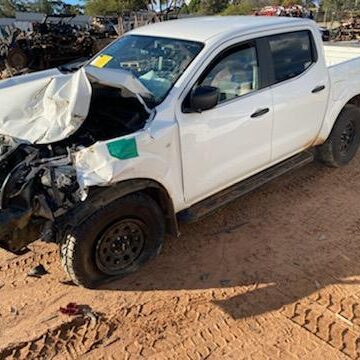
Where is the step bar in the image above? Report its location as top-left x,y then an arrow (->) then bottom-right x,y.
178,151 -> 314,223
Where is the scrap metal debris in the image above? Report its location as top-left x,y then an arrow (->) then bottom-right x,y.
60,303 -> 98,328
60,302 -> 84,316
332,16 -> 360,41
0,15 -> 97,77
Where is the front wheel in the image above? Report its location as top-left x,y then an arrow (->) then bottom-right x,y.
60,193 -> 165,288
317,104 -> 360,167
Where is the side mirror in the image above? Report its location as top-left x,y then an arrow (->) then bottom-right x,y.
190,86 -> 219,113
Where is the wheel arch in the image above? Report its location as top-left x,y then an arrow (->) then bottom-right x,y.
59,178 -> 179,241
316,93 -> 360,146
347,94 -> 360,109
316,102 -> 360,167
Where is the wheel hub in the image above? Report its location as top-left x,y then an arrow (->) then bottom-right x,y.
95,219 -> 145,275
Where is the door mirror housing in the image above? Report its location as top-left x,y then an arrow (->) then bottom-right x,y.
190,86 -> 219,112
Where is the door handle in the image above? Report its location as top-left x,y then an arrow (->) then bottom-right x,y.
312,85 -> 325,93
251,108 -> 270,118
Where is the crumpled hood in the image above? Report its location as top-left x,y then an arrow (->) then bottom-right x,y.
85,66 -> 153,100
0,68 -> 92,144
0,66 -> 152,144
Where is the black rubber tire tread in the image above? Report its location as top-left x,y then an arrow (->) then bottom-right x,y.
317,104 -> 360,168
60,193 -> 165,288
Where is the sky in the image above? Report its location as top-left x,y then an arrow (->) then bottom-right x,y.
64,0 -> 83,4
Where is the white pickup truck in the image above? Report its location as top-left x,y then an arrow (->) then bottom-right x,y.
1,16 -> 360,288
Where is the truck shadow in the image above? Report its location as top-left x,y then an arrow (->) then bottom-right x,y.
100,159 -> 360,320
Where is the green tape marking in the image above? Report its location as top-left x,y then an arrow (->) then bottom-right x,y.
107,138 -> 139,160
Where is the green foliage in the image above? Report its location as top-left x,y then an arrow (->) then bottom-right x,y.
181,0 -> 259,16
0,0 -> 27,17
321,0 -> 351,11
84,0 -> 150,15
85,0 -> 117,15
199,0 -> 228,14
281,0 -> 302,7
320,0 -> 359,22
34,0 -> 57,14
63,4 -> 84,15
221,2 -> 253,15
187,0 -> 201,13
0,0 -> 84,16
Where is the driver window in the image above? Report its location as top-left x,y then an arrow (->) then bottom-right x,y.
199,43 -> 259,103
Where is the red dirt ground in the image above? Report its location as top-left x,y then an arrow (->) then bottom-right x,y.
2,155 -> 360,359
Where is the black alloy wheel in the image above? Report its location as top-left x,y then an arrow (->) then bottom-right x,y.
95,219 -> 146,275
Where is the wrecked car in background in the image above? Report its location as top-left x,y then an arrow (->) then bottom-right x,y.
2,16 -> 360,288
2,15 -> 96,76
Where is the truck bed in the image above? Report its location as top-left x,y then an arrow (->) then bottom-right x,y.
324,44 -> 360,66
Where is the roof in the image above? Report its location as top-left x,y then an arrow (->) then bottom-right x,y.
130,16 -> 312,43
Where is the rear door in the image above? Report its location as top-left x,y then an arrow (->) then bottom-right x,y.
267,30 -> 330,161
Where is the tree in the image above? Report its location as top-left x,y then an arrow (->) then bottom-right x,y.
24,0 -> 57,14
187,0 -> 201,13
0,0 -> 27,17
281,0 -> 302,7
320,0 -> 358,23
85,0 -> 150,15
199,0 -> 228,14
19,0 -> 83,15
63,4 -> 84,15
221,1 -> 253,15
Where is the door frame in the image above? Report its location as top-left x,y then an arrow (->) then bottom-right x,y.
181,37 -> 274,112
172,24 -> 321,110
261,29 -> 320,90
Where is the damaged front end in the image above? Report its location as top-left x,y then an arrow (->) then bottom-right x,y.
0,66 -> 154,254
0,135 -> 85,253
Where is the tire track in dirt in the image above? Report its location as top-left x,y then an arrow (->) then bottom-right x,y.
0,315 -> 119,360
81,294 -> 246,360
282,292 -> 360,359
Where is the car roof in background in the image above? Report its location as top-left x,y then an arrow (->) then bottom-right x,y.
129,16 -> 313,43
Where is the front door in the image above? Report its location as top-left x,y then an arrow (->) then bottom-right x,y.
176,41 -> 273,204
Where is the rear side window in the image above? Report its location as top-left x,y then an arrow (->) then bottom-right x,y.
268,31 -> 316,84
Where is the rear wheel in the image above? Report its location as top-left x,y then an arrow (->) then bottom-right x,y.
60,193 -> 165,288
317,104 -> 360,167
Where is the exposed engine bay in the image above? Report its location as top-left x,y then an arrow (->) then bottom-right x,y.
0,70 -> 152,254
59,82 -> 150,148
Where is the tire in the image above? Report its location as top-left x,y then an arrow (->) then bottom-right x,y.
60,193 -> 165,288
317,104 -> 360,167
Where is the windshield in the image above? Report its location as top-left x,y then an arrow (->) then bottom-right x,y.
89,35 -> 204,104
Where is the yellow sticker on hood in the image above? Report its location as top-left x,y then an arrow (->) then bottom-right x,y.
91,54 -> 113,68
